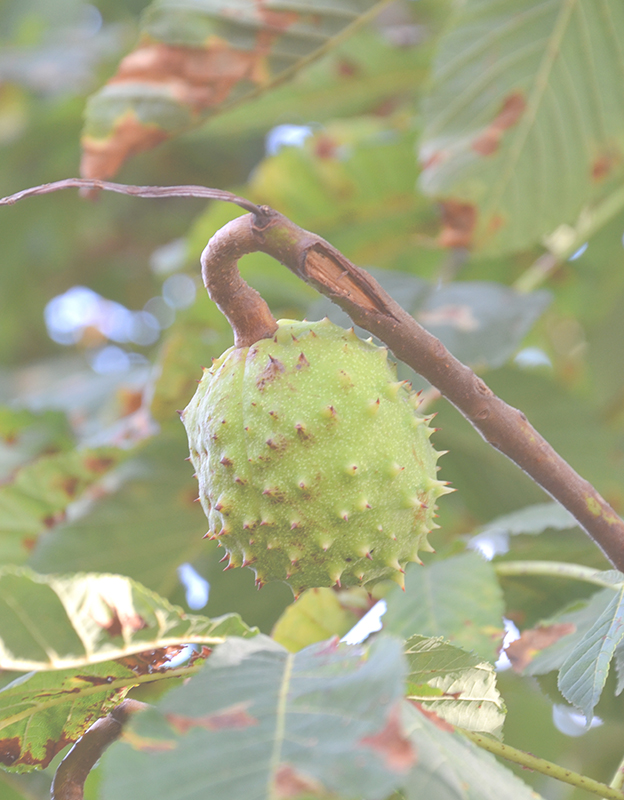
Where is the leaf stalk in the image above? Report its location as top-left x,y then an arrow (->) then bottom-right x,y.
460,729 -> 624,800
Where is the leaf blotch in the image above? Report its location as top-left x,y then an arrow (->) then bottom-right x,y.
167,703 -> 259,734
472,92 -> 526,156
275,764 -> 327,799
438,200 -> 477,249
506,623 -> 576,672
359,705 -> 416,772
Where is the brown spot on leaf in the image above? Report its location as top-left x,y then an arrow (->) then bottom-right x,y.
81,6 -> 300,181
99,601 -> 147,638
43,511 -> 66,528
421,150 -> 447,171
61,476 -> 80,498
360,704 -> 416,772
256,356 -> 285,390
274,764 -> 327,799
314,135 -> 338,159
438,200 -> 477,249
296,352 -> 310,369
189,646 -> 212,666
472,92 -> 526,156
81,114 -> 169,183
336,57 -> 360,78
121,646 -> 186,674
117,388 -> 144,417
486,213 -> 505,236
592,152 -> 621,182
167,702 -> 259,734
506,623 -> 576,672
0,737 -> 21,766
0,732 -> 74,769
84,455 -> 116,474
411,701 -> 455,733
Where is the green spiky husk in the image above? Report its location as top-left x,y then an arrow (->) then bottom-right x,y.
181,319 -> 449,595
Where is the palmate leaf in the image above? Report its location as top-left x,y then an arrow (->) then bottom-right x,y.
420,0 -> 624,255
0,567 -> 256,672
81,0 -> 391,180
557,582 -> 624,721
404,636 -> 506,737
99,635 -> 413,800
520,585 -> 618,675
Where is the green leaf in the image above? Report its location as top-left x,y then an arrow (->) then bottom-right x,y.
0,769 -> 51,800
469,501 -> 578,557
485,368 -> 624,510
81,0 -> 390,179
557,583 -> 624,721
383,552 -> 505,663
28,433 -> 207,597
524,587 -> 617,676
0,567 -> 256,671
271,587 -> 366,652
402,703 -> 543,800
0,407 -> 73,461
248,120 -> 440,272
479,502 -> 578,537
0,446 -> 124,565
99,634 -> 413,800
404,636 -> 505,737
420,0 -> 624,254
202,27 -> 431,142
0,661 -> 136,772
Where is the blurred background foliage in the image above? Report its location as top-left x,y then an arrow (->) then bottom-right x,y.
2,0 -> 624,798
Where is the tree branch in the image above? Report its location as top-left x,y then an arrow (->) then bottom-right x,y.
198,209 -> 624,571
51,699 -> 147,800
2,180 -> 623,569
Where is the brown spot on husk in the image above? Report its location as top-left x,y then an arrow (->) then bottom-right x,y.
256,356 -> 285,390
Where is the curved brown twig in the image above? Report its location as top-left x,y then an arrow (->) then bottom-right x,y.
199,209 -> 624,571
0,178 -> 264,217
51,699 -> 147,800
200,210 -> 278,347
